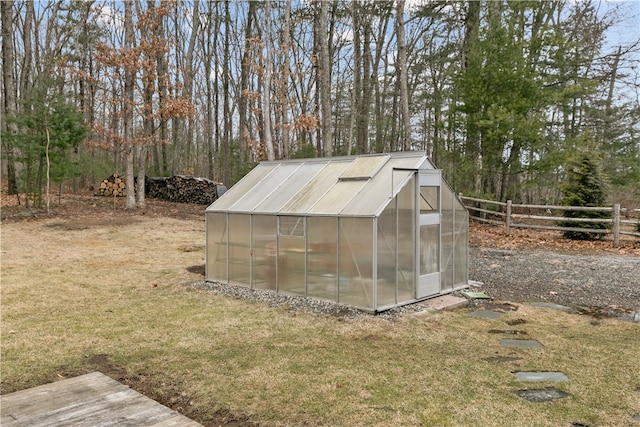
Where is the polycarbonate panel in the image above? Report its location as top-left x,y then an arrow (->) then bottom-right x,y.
206,212 -> 228,282
338,218 -> 373,310
343,156 -> 426,216
420,187 -> 439,213
420,224 -> 439,275
207,164 -> 276,211
454,197 -> 469,287
339,155 -> 389,180
227,214 -> 251,286
281,161 -> 351,213
278,234 -> 306,296
254,162 -> 327,213
396,176 -> 416,302
310,180 -> 368,215
376,201 -> 397,308
306,216 -> 338,301
343,166 -> 412,216
440,184 -> 455,291
251,215 -> 277,290
230,164 -> 301,212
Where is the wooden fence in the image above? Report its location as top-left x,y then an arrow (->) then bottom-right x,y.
459,195 -> 640,248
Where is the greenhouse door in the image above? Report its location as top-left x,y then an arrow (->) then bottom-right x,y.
417,171 -> 441,298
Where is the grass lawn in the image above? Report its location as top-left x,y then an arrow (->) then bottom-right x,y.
1,215 -> 639,426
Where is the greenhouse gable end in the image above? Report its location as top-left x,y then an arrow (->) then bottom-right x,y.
205,152 -> 468,312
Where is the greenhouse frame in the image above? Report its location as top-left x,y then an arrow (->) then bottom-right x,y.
205,152 -> 468,313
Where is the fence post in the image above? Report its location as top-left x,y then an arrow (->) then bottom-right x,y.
613,203 -> 620,248
506,200 -> 512,236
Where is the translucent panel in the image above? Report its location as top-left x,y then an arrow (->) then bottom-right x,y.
454,198 -> 469,287
343,156 -> 423,216
338,218 -> 374,309
440,184 -> 455,291
227,214 -> 251,286
206,212 -> 228,282
420,224 -> 439,275
420,187 -> 439,213
343,166 -> 412,216
453,209 -> 469,286
231,164 -> 301,212
251,215 -> 277,290
339,155 -> 389,180
208,164 -> 276,211
279,216 -> 305,237
278,234 -> 306,296
396,177 -> 416,302
306,216 -> 338,302
281,161 -> 351,213
310,180 -> 368,215
254,162 -> 327,213
376,201 -> 397,308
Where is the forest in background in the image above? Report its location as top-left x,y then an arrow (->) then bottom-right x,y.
1,0 -> 639,209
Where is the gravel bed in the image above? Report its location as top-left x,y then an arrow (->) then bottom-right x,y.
189,281 -> 438,320
470,247 -> 640,315
190,248 -> 640,321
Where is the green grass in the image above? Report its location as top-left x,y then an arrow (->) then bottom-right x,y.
1,216 -> 639,426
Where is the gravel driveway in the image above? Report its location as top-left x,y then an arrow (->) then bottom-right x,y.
469,247 -> 640,314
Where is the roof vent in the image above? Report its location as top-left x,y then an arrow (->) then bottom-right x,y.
338,155 -> 389,181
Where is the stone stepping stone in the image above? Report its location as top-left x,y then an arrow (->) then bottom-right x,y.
483,356 -> 523,363
469,310 -> 504,319
525,302 -> 571,311
500,339 -> 544,349
462,291 -> 491,300
515,387 -> 570,402
633,414 -> 640,423
513,371 -> 570,382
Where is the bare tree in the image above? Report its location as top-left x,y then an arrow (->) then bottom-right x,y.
317,0 -> 333,157
395,0 -> 411,151
123,0 -> 136,209
1,0 -> 19,194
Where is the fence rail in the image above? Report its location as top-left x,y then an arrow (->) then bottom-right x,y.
459,195 -> 640,248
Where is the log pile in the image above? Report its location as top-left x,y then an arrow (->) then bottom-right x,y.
96,174 -> 225,205
95,174 -> 127,197
145,175 -> 225,205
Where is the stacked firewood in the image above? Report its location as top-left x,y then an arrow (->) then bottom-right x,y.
95,174 -> 127,197
96,174 -> 225,204
145,175 -> 225,205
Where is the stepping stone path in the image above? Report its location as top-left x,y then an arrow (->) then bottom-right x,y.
470,302 -> 640,424
513,372 -> 570,382
515,387 -> 570,403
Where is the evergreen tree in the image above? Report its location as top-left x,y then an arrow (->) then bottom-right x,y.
3,87 -> 87,207
559,151 -> 610,240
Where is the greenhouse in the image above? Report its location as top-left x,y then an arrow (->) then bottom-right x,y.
205,152 -> 468,312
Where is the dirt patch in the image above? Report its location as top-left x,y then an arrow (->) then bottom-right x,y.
45,353 -> 258,427
46,217 -> 140,230
186,264 -> 206,276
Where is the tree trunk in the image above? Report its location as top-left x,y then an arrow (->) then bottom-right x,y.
262,0 -> 275,161
318,0 -> 333,157
1,0 -> 18,194
239,1 -> 256,166
395,0 -> 411,151
124,1 -> 136,209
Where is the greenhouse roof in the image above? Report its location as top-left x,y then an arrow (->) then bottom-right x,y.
206,152 -> 434,217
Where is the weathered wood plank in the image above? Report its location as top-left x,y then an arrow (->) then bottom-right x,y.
0,372 -> 203,427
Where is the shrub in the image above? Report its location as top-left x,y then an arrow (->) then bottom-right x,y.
558,152 -> 610,240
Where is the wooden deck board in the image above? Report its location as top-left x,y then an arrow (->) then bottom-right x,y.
0,372 -> 203,427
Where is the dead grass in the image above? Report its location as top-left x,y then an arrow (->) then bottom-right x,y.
2,214 -> 639,426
